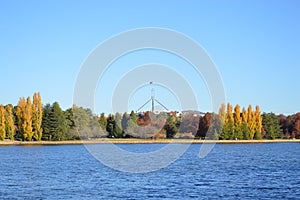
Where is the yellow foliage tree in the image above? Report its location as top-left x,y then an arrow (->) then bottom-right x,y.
233,104 -> 243,139
241,107 -> 250,139
0,105 -> 6,140
16,97 -> 33,141
247,105 -> 256,139
32,92 -> 43,140
5,104 -> 15,140
254,105 -> 262,139
219,103 -> 226,125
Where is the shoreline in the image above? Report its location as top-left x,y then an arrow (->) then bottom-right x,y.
0,139 -> 299,146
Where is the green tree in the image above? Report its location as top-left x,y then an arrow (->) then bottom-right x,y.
125,111 -> 138,137
165,122 -> 178,138
49,102 -> 67,141
41,104 -> 51,140
98,113 -> 107,132
262,113 -> 283,139
106,114 -> 115,137
114,112 -> 123,138
165,114 -> 178,138
64,108 -> 80,140
121,112 -> 129,131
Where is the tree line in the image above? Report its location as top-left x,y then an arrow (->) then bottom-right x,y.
0,93 -> 299,141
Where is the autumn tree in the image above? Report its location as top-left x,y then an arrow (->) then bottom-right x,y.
254,106 -> 262,139
16,97 -> 33,141
241,108 -> 250,139
247,105 -> 256,139
5,104 -> 15,140
220,103 -> 234,140
197,113 -> 211,139
217,104 -> 226,139
0,105 -> 6,140
233,105 -> 243,139
32,92 -> 43,141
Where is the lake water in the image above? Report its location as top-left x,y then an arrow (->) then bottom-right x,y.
0,143 -> 299,199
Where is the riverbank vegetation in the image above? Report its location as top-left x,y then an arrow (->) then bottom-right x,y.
0,93 -> 299,141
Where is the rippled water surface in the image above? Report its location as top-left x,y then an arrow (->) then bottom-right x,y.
0,143 -> 299,199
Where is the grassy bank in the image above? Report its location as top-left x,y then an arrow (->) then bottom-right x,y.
0,139 -> 299,146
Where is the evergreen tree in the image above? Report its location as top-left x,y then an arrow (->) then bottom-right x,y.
0,105 -> 6,140
262,113 -> 283,139
41,104 -> 51,140
64,108 -> 80,140
165,114 -> 178,138
41,102 -> 67,141
49,102 -> 67,141
5,104 -> 15,140
106,114 -> 115,138
165,122 -> 178,138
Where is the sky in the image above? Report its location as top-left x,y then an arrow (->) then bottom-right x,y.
0,0 -> 299,115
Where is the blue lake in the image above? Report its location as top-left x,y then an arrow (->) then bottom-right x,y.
0,143 -> 299,199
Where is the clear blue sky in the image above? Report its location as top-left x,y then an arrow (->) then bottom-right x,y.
0,0 -> 299,115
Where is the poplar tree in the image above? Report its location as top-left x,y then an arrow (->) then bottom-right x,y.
254,105 -> 262,139
114,112 -> 123,138
241,108 -> 250,139
233,105 -> 243,139
0,105 -> 6,140
16,97 -> 33,141
24,97 -> 33,141
16,98 -> 25,140
32,92 -> 43,141
219,104 -> 226,126
98,113 -> 107,131
125,111 -> 138,137
121,112 -> 129,131
247,105 -> 256,139
221,103 -> 234,140
5,104 -> 15,140
218,104 -> 226,139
